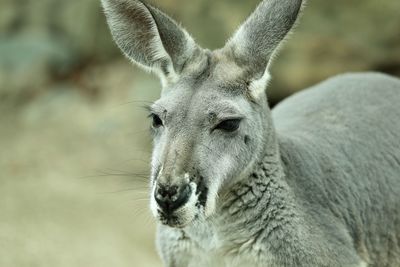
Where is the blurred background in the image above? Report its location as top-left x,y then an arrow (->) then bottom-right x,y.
0,0 -> 399,266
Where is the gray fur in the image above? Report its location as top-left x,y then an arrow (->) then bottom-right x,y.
101,0 -> 203,85
101,0 -> 400,266
224,0 -> 303,79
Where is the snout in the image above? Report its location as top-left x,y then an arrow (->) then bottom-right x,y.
151,175 -> 210,228
154,183 -> 192,215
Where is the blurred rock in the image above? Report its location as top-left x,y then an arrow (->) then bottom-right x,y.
0,0 -> 118,104
0,0 -> 117,59
0,34 -> 73,102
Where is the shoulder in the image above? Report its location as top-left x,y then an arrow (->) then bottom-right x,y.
272,72 -> 400,127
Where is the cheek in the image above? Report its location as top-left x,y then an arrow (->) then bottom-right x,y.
150,141 -> 165,181
217,155 -> 239,181
151,145 -> 161,167
202,138 -> 248,176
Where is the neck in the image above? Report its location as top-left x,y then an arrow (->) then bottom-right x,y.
181,125 -> 303,256
214,130 -> 302,252
218,149 -> 287,220
218,114 -> 286,216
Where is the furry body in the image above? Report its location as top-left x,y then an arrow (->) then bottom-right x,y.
101,0 -> 400,266
157,73 -> 400,267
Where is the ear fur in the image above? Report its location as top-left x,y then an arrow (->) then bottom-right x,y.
101,0 -> 199,86
223,0 -> 304,98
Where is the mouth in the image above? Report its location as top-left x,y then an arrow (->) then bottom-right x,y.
195,175 -> 209,209
152,178 -> 209,228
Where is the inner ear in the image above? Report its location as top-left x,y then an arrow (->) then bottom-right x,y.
146,5 -> 198,74
222,0 -> 303,83
102,0 -> 201,85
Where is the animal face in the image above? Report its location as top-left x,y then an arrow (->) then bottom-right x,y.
102,0 -> 301,227
148,54 -> 270,227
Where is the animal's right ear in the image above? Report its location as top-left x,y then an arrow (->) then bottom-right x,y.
101,0 -> 200,86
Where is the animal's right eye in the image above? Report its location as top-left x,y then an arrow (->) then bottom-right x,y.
151,114 -> 163,128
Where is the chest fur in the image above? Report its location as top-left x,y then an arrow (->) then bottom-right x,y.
158,221 -> 270,267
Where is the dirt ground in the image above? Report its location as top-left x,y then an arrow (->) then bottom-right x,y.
0,61 -> 163,267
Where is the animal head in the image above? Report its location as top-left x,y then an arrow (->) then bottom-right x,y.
102,0 -> 302,228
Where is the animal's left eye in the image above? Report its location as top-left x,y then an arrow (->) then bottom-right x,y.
151,114 -> 163,128
214,119 -> 241,132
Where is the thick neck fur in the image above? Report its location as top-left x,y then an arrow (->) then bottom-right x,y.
182,119 -> 304,260
158,110 -> 366,267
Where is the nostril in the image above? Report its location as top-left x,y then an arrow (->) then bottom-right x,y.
169,186 -> 178,198
157,186 -> 166,198
173,184 -> 191,208
155,184 -> 191,213
157,185 -> 178,199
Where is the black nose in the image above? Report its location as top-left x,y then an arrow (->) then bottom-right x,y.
155,183 -> 191,213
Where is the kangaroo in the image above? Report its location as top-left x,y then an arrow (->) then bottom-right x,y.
101,0 -> 400,266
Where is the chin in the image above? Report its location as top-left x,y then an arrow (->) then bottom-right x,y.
159,211 -> 198,228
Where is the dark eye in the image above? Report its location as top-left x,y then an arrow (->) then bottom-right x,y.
215,119 -> 241,132
151,114 -> 163,128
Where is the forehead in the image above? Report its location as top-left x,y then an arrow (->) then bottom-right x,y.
153,74 -> 248,118
156,87 -> 237,115
152,52 -> 254,118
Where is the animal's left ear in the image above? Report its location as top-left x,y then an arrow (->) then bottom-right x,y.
101,0 -> 200,86
222,0 -> 303,98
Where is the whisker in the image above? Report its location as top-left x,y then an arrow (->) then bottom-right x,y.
131,205 -> 153,221
131,197 -> 151,202
112,100 -> 156,108
103,187 -> 150,194
128,131 -> 150,138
